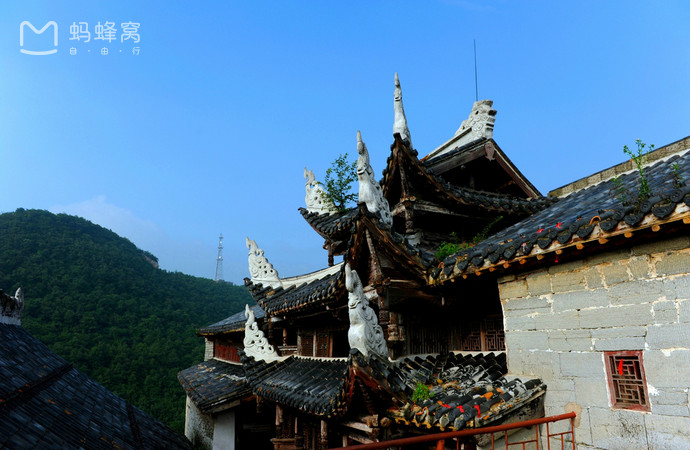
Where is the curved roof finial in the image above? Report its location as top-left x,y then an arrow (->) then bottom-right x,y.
304,167 -> 338,215
346,263 -> 389,360
246,237 -> 282,288
393,73 -> 412,149
243,303 -> 278,361
356,131 -> 392,228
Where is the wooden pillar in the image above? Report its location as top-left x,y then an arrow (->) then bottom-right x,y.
275,405 -> 283,437
327,242 -> 334,267
320,420 -> 328,450
283,328 -> 288,347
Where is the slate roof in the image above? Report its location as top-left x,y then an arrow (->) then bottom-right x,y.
381,136 -> 553,217
351,351 -> 545,432
198,304 -> 265,336
431,150 -> 690,282
244,264 -> 345,316
241,352 -> 352,418
299,207 -> 359,240
177,359 -> 251,414
0,323 -> 191,449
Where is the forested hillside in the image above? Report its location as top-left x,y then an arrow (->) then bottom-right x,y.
0,209 -> 251,432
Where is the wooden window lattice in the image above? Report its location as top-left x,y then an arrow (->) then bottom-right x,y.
460,321 -> 482,351
299,331 -> 314,357
483,316 -> 506,351
605,351 -> 650,412
315,331 -> 330,357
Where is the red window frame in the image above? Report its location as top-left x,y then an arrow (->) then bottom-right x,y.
604,350 -> 650,412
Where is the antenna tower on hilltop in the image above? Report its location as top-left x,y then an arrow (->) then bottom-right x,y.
214,234 -> 224,282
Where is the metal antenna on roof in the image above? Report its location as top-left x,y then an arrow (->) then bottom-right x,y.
474,39 -> 479,101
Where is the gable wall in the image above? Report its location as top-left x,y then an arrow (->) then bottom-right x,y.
498,234 -> 690,449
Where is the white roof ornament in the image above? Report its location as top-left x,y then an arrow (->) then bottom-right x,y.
393,73 -> 412,149
243,304 -> 278,361
356,131 -> 393,228
246,237 -> 282,289
346,264 -> 389,360
0,288 -> 24,326
454,99 -> 496,142
304,167 -> 338,215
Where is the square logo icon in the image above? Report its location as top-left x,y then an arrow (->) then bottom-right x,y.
20,21 -> 58,55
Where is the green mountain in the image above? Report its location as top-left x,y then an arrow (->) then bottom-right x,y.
0,208 -> 251,432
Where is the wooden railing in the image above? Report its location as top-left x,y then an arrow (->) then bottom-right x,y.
333,412 -> 576,450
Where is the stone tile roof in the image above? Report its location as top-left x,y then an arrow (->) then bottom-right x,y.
240,352 -> 351,418
381,136 -> 552,216
198,304 -> 265,336
244,264 -> 345,316
431,150 -> 690,282
0,323 -> 191,449
441,184 -> 555,215
177,359 -> 251,414
299,207 -> 359,240
234,349 -> 544,429
351,351 -> 545,432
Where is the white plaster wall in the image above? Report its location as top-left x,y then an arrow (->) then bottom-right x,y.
184,396 -> 214,450
213,409 -> 236,450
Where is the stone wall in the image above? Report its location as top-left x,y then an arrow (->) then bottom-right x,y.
498,235 -> 690,449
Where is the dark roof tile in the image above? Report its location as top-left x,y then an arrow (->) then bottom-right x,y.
177,359 -> 251,413
0,323 -> 191,449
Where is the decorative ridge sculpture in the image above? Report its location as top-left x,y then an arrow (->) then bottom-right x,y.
356,131 -> 393,228
393,73 -> 412,149
246,237 -> 282,289
304,167 -> 338,215
454,99 -> 496,140
0,288 -> 23,326
243,304 -> 278,361
345,264 -> 389,360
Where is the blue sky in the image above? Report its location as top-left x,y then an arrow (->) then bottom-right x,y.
1,1 -> 689,284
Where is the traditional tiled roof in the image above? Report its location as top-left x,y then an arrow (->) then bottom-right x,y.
177,359 -> 251,413
351,351 -> 545,432
381,136 -> 553,217
240,352 -> 352,418
198,304 -> 265,336
421,137 -> 491,166
431,149 -> 690,283
0,323 -> 191,449
299,207 -> 359,241
244,263 -> 345,316
441,184 -> 555,215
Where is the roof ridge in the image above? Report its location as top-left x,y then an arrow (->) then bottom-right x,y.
0,362 -> 73,412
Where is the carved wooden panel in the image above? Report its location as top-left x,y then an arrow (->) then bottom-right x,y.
483,316 -> 505,351
299,331 -> 314,357
605,350 -> 650,411
315,331 -> 330,357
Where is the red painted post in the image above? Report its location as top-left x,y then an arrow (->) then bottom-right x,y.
436,438 -> 445,450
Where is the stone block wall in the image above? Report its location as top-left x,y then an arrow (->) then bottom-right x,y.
498,235 -> 690,449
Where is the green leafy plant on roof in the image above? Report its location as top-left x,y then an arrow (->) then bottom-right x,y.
321,153 -> 358,212
624,139 -> 654,204
411,382 -> 433,404
434,216 -> 503,261
671,162 -> 685,190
